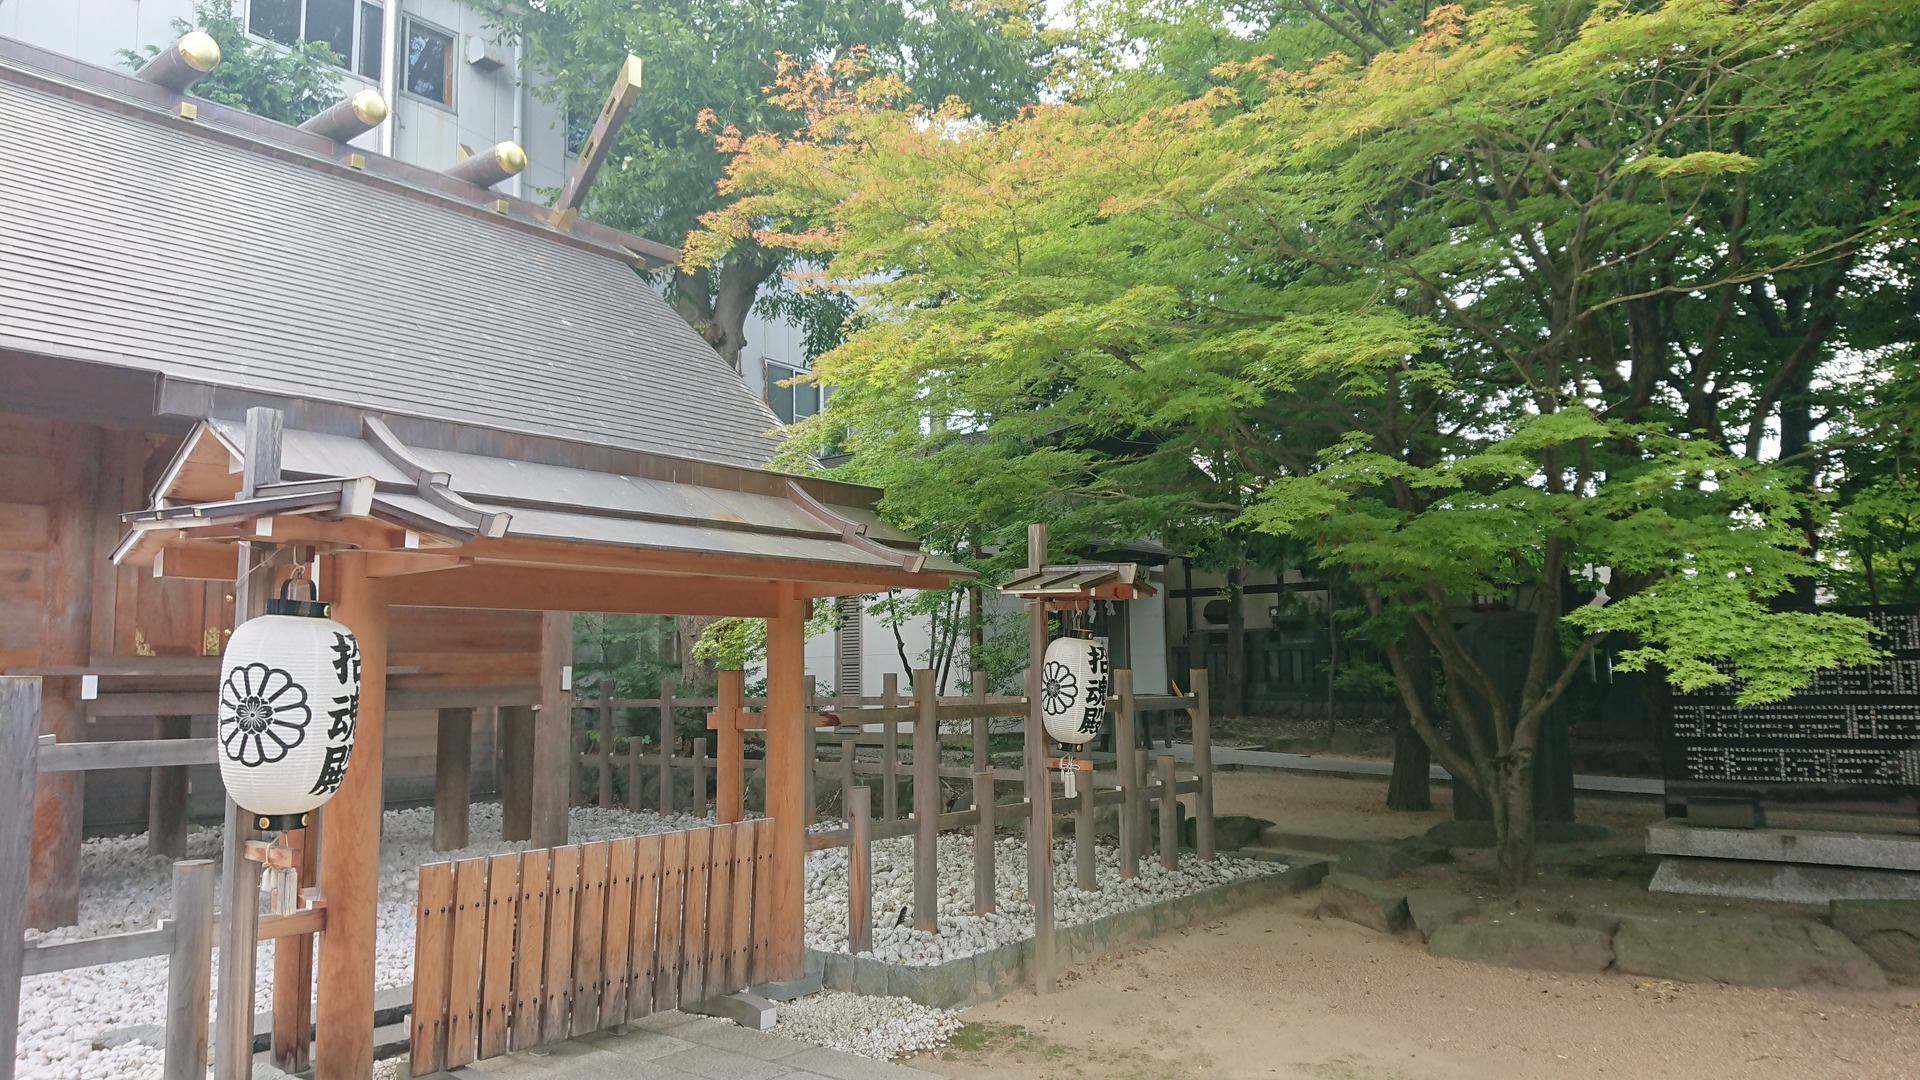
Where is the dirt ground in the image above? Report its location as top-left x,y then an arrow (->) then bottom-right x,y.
906,769 -> 1920,1080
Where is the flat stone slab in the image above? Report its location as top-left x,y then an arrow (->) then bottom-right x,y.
1318,872 -> 1408,934
1428,922 -> 1612,973
1830,899 -> 1920,977
1613,915 -> 1889,989
1650,855 -> 1920,904
1647,820 -> 1920,872
1406,889 -> 1478,942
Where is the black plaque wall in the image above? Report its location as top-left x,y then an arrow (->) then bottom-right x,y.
1664,607 -> 1920,803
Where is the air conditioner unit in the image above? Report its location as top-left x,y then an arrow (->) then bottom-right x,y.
466,35 -> 506,71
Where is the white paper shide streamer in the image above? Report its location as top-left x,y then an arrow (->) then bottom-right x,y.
217,580 -> 360,830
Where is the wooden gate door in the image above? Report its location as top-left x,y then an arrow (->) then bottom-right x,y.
408,818 -> 775,1074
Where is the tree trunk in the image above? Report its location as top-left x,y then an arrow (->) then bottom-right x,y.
1386,629 -> 1433,811
670,253 -> 781,374
1495,747 -> 1538,892
1224,563 -> 1246,719
676,615 -> 720,689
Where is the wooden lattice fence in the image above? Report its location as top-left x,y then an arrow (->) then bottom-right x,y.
408,818 -> 775,1074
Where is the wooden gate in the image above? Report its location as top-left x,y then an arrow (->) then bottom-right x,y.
408,819 -> 775,1074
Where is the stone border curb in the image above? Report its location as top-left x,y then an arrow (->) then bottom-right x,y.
811,859 -> 1328,1008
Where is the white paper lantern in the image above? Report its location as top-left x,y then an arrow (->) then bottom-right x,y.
1041,636 -> 1109,746
217,582 -> 360,831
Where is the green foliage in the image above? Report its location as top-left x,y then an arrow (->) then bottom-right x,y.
692,0 -> 1920,889
119,2 -> 345,124
690,598 -> 838,671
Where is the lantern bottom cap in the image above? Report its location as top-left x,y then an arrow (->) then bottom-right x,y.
248,811 -> 313,832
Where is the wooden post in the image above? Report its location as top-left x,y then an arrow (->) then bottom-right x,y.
531,611 -> 573,850
657,674 -> 675,815
1075,780 -> 1096,891
1024,524 -> 1054,995
848,785 -> 872,955
764,587 -> 808,981
713,670 -> 744,824
433,707 -> 473,851
972,770 -> 996,915
498,705 -> 534,841
912,669 -> 938,932
163,858 -> 215,1080
28,422 -> 99,930
148,715 -> 193,858
216,413 -> 278,1080
803,687 -> 817,829
1158,753 -> 1180,870
970,670 -> 989,774
1133,748 -> 1150,872
314,550 -> 388,1080
597,679 -> 615,807
881,672 -> 899,821
1114,670 -> 1137,879
270,828 -> 315,1073
0,677 -> 42,1080
691,737 -> 709,819
1190,668 -> 1216,862
839,738 -> 857,818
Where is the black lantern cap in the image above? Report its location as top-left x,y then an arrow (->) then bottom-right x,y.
252,811 -> 312,832
267,575 -> 331,619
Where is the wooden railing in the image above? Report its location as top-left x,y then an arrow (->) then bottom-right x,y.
409,818 -> 775,1075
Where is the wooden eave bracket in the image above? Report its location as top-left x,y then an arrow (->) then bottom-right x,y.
783,479 -> 927,574
363,416 -> 512,538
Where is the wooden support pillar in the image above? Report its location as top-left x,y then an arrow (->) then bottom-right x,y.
912,669 -> 938,932
970,670 -> 989,771
163,859 -> 215,1080
1075,782 -> 1097,891
881,673 -> 898,821
1024,524 -> 1054,995
1190,668 -> 1216,862
434,708 -> 474,851
0,677 -> 43,1080
972,770 -> 996,915
848,785 -> 872,955
1114,670 -> 1138,879
763,587 -> 808,982
657,675 -> 675,815
531,611 -> 573,850
28,421 -> 99,930
839,738 -> 857,818
271,827 -> 316,1073
148,715 -> 193,858
498,705 -> 533,841
314,551 -> 388,1080
713,670 -> 744,824
596,679 -> 615,807
1158,753 -> 1180,870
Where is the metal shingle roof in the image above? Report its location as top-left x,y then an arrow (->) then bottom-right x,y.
0,60 -> 784,470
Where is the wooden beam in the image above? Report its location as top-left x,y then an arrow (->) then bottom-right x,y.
29,422 -> 98,930
362,553 -> 471,578
712,670 -> 744,824
386,564 -> 782,616
0,677 -> 41,1080
498,706 -> 533,842
551,55 -> 643,229
315,551 -> 388,1080
433,708 -> 473,851
763,587 -> 808,982
148,716 -> 193,858
530,613 -> 572,850
462,536 -> 955,593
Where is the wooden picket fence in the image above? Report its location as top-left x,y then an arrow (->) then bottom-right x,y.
409,818 -> 774,1075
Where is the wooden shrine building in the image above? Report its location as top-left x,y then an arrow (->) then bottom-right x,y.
0,33 -> 961,1080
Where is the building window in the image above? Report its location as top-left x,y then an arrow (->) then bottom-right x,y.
248,0 -> 383,81
765,361 -> 822,425
402,17 -> 456,106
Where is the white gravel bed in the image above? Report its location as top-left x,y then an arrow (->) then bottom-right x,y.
772,991 -> 961,1060
803,832 -> 1285,966
16,804 -> 710,1080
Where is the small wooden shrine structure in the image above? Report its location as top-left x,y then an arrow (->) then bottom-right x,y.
0,33 -> 960,1080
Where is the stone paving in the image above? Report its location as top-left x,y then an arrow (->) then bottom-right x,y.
434,1010 -> 942,1080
